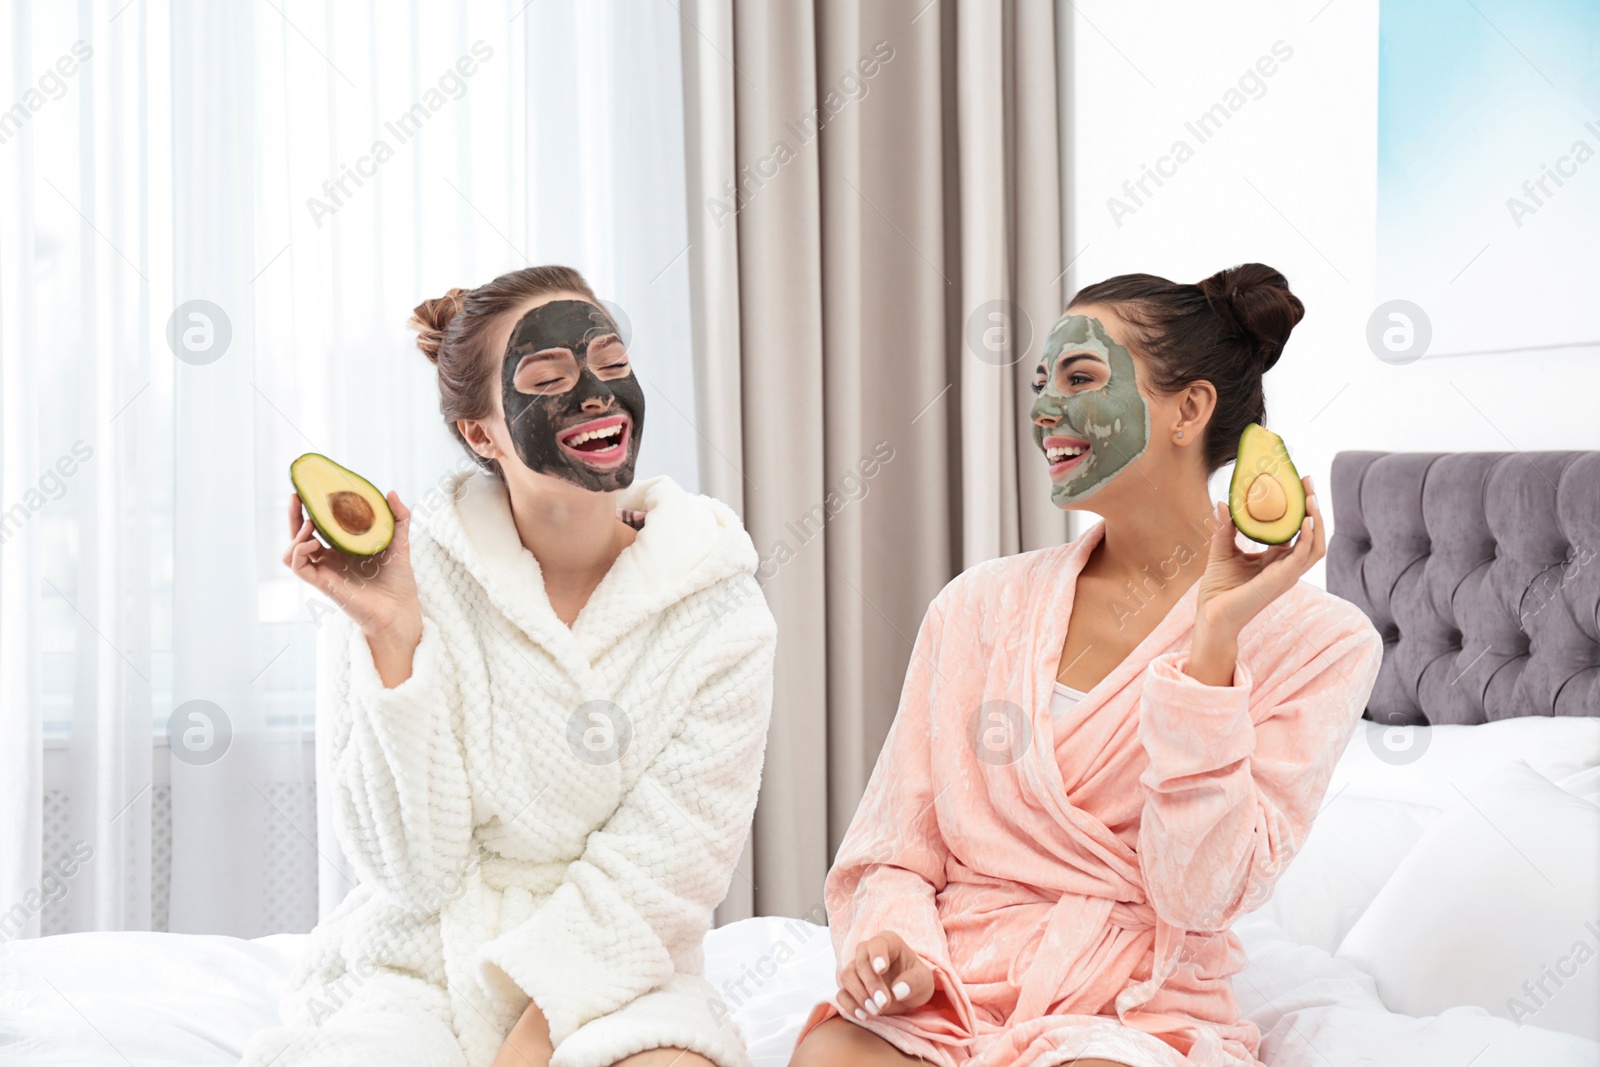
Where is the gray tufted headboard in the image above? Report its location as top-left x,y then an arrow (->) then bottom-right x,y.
1326,451 -> 1600,725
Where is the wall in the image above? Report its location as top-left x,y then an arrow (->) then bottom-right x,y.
1065,0 -> 1600,585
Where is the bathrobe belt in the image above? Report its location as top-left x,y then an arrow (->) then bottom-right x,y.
1007,890 -> 1225,1064
1006,892 -> 1180,1021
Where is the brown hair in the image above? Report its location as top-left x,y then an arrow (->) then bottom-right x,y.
409,265 -> 599,475
1067,262 -> 1304,472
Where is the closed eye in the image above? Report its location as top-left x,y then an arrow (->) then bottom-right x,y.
513,350 -> 580,394
589,336 -> 630,378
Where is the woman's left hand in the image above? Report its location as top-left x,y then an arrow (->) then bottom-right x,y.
1188,476 -> 1325,686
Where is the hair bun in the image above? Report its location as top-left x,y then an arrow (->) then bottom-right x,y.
408,287 -> 469,364
1198,263 -> 1304,372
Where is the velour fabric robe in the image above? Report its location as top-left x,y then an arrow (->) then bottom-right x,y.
800,521 -> 1382,1067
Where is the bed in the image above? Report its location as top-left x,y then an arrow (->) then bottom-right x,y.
4,450 -> 1599,1067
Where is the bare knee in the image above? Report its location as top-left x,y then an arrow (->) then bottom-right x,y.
789,1016 -> 929,1067
608,1050 -> 717,1067
491,999 -> 553,1067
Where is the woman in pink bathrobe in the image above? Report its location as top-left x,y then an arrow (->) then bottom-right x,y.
790,264 -> 1383,1067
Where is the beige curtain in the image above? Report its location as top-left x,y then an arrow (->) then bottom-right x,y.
681,0 -> 1072,922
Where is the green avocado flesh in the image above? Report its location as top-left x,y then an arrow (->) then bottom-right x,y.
1228,424 -> 1306,545
290,453 -> 395,557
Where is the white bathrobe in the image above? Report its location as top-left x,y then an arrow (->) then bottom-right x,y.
240,469 -> 777,1067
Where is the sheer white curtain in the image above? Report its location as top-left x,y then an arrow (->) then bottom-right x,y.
0,0 -> 697,939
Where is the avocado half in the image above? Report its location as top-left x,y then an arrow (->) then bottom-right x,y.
289,453 -> 395,557
1228,424 -> 1306,545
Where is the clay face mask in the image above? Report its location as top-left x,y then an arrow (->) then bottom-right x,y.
1030,313 -> 1150,506
501,299 -> 645,491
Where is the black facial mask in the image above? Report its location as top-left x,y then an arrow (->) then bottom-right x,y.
501,300 -> 645,491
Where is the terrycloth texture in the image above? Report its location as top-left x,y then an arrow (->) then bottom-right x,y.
798,521 -> 1383,1067
239,470 -> 777,1067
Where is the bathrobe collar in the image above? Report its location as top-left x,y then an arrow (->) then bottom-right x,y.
1025,519 -> 1202,746
421,468 -> 759,667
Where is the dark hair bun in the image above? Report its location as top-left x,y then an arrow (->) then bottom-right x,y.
1198,263 -> 1304,372
408,287 -> 469,364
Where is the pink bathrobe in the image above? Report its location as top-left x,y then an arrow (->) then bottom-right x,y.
799,522 -> 1382,1067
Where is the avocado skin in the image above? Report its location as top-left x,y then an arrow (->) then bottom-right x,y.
289,453 -> 396,558
1227,424 -> 1307,545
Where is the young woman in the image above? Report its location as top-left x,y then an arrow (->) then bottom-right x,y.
241,266 -> 776,1067
789,264 -> 1382,1067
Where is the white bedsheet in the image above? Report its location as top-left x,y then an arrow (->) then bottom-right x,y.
7,718 -> 1598,1066
3,912 -> 1595,1067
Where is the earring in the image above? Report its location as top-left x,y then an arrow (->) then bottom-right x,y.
1176,430 -> 1185,439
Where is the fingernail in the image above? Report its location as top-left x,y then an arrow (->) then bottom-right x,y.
892,981 -> 911,999
866,999 -> 881,1015
872,990 -> 889,1009
854,1008 -> 868,1021
872,956 -> 888,974
1306,516 -> 1315,531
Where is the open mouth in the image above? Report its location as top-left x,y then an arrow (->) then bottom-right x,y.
1041,434 -> 1091,480
558,415 -> 631,467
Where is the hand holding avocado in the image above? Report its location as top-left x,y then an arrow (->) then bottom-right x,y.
1186,424 -> 1325,686
284,455 -> 421,655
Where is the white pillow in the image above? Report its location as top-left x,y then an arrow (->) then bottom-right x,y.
1329,717 -> 1600,808
1247,794 -> 1441,953
1557,764 -> 1600,805
1335,760 -> 1600,1042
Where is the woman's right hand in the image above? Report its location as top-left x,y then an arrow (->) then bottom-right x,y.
284,490 -> 421,644
835,930 -> 935,1021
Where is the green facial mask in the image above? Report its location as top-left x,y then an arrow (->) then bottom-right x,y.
1030,314 -> 1150,506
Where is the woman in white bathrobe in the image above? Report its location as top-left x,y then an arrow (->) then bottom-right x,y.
240,265 -> 777,1067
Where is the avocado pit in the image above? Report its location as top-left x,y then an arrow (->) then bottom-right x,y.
329,490 -> 376,535
1245,473 -> 1288,523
